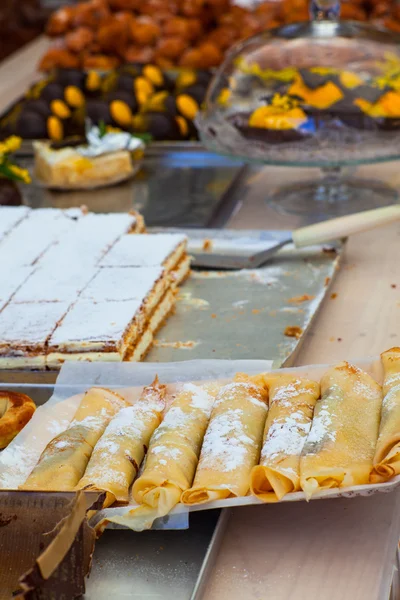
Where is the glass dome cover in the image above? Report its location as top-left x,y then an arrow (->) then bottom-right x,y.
197,14 -> 400,168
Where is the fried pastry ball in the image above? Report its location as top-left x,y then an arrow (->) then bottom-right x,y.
39,48 -> 80,72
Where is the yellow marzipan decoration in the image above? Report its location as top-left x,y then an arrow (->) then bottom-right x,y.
339,71 -> 363,89
289,76 -> 343,109
249,105 -> 307,130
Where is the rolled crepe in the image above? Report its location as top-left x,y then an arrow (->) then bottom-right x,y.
76,378 -> 166,507
251,374 -> 320,502
300,362 -> 382,499
105,382 -> 217,531
181,380 -> 268,505
21,387 -> 128,491
371,347 -> 400,482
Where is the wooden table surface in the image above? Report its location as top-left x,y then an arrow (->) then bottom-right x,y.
1,37 -> 400,600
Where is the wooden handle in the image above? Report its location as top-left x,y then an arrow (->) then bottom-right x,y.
292,205 -> 400,248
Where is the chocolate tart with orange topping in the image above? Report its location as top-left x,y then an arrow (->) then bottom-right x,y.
231,94 -> 311,144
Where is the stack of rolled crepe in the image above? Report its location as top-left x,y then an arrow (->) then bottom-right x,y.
77,377 -> 166,507
300,362 -> 382,499
21,387 -> 128,491
251,374 -> 320,502
371,347 -> 400,482
104,382 -> 218,531
182,379 -> 268,505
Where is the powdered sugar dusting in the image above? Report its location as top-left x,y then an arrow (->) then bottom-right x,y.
182,383 -> 214,412
270,381 -> 312,408
382,384 -> 400,412
152,407 -> 190,442
304,407 -> 335,451
261,411 -> 311,463
197,382 -> 267,473
152,445 -> 183,461
214,382 -> 267,410
100,233 -> 186,267
198,408 -> 253,472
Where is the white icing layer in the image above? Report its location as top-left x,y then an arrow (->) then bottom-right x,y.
100,233 -> 187,267
81,266 -> 164,302
49,299 -> 143,349
0,208 -> 74,267
40,212 -> 137,268
0,266 -> 34,304
13,265 -> 95,303
0,206 -> 31,242
0,301 -> 70,348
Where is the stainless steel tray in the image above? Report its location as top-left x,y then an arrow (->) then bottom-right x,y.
14,143 -> 245,229
149,229 -> 343,368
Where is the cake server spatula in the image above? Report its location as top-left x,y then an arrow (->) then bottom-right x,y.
191,205 -> 400,270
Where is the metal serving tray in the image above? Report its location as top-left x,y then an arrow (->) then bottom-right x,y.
14,143 -> 245,229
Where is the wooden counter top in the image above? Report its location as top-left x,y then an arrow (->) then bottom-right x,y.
1,37 -> 399,600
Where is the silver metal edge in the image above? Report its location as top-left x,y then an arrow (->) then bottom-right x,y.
190,508 -> 231,600
277,245 -> 345,369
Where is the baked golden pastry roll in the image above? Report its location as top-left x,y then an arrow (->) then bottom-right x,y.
371,348 -> 400,482
300,362 -> 382,499
21,387 -> 128,491
76,378 -> 166,506
251,374 -> 320,502
109,383 -> 217,531
181,380 -> 268,505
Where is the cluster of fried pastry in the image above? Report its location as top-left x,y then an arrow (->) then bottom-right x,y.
39,0 -> 400,73
0,206 -> 189,370
40,0 -> 281,72
13,348 -> 400,531
0,66 -> 210,142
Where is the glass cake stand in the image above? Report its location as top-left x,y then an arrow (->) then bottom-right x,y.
197,0 -> 400,216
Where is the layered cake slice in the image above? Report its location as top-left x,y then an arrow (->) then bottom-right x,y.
47,264 -> 176,368
80,266 -> 167,303
100,233 -> 187,270
46,291 -> 176,368
0,302 -> 70,369
99,232 -> 190,287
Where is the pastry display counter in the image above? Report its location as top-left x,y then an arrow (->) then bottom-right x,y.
1,34 -> 400,600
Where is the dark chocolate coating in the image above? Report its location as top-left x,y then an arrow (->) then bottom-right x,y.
16,109 -> 47,139
177,84 -> 206,105
298,69 -> 333,90
135,112 -> 181,141
105,90 -> 138,113
54,69 -> 86,89
24,99 -> 52,119
86,100 -> 113,126
351,84 -> 388,104
40,82 -> 65,102
50,136 -> 87,149
115,73 -> 136,93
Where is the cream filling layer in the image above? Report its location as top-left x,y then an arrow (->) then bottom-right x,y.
170,254 -> 191,288
0,355 -> 46,370
47,271 -> 171,355
47,288 -> 175,368
125,288 -> 176,362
